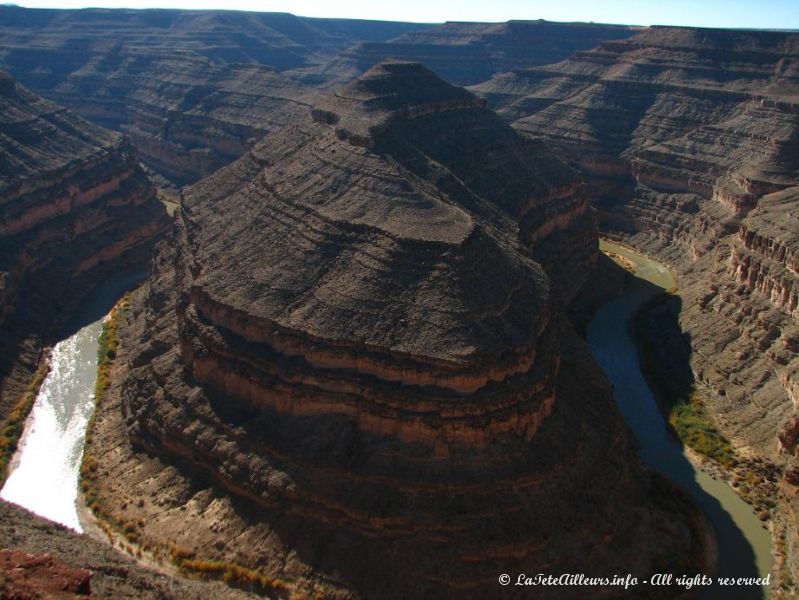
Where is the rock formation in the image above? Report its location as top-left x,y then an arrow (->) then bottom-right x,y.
0,70 -> 167,428
474,26 -> 799,591
0,8 -> 637,188
0,501 -> 258,599
325,20 -> 637,86
0,6 -> 430,187
95,61 -> 701,598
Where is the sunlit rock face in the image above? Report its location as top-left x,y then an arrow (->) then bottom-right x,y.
118,61 -> 696,598
0,70 -> 168,418
475,27 -> 799,235
475,27 -> 799,588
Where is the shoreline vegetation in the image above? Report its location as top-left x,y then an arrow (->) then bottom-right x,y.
603,249 -> 636,273
79,294 -> 289,598
632,290 -> 779,523
0,353 -> 51,486
80,293 -> 128,519
156,190 -> 179,217
633,291 -> 735,467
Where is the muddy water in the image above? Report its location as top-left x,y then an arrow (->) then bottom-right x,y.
1,320 -> 103,531
588,241 -> 771,599
0,245 -> 774,598
0,271 -> 144,532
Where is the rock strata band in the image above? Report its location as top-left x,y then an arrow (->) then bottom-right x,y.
0,9 -> 797,599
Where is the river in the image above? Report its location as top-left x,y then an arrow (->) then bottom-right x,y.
588,240 -> 771,600
0,271 -> 145,533
0,248 -> 773,597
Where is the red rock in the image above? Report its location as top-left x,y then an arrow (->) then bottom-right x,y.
0,549 -> 92,598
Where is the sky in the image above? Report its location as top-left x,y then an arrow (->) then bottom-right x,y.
8,0 -> 799,29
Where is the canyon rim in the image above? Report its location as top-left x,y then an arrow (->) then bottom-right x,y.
0,5 -> 797,599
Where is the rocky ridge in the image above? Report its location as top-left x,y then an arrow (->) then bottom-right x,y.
92,61 -> 704,598
473,26 -> 799,593
0,70 -> 167,437
0,6 -> 431,187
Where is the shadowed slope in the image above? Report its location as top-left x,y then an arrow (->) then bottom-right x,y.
474,27 -> 799,594
0,70 -> 168,470
99,61 -> 702,599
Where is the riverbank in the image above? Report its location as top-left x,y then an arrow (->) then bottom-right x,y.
78,294 -> 290,597
0,353 -> 50,486
0,270 -> 150,533
0,320 -> 104,531
589,240 -> 772,599
633,289 -> 780,522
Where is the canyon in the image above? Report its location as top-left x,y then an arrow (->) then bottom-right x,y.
0,69 -> 168,451
0,6 -> 797,599
474,25 -> 799,594
0,7 -> 638,188
80,60 -> 698,599
0,6 -> 431,188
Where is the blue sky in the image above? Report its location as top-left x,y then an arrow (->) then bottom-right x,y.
10,0 -> 799,29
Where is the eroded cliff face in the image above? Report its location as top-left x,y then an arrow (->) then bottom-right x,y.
102,61 -> 700,599
474,26 -> 799,591
0,6 -> 431,188
0,70 -> 168,422
315,20 -> 637,87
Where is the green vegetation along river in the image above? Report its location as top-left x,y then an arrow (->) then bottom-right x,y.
588,240 -> 771,599
0,271 -> 144,532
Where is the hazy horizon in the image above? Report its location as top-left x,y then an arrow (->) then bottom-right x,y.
7,0 -> 799,29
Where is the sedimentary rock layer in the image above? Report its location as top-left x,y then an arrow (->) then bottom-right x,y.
320,20 -> 637,87
114,61 -> 698,598
474,26 -> 799,593
0,70 -> 167,421
0,6 -> 430,187
474,27 -> 799,453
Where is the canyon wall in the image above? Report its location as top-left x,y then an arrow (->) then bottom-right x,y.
0,7 -> 430,188
0,70 -> 167,425
0,8 -> 636,188
474,26 -> 799,591
97,61 -> 703,599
